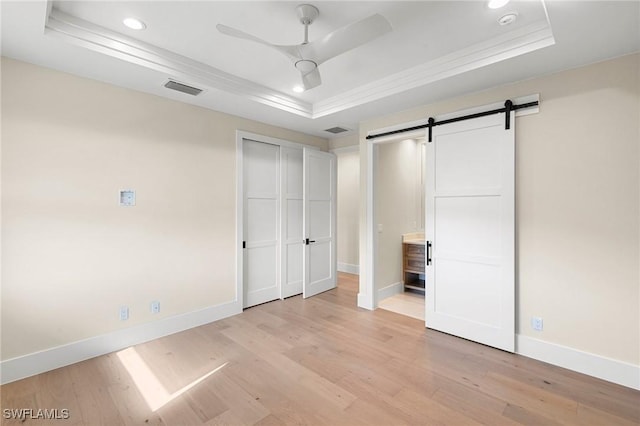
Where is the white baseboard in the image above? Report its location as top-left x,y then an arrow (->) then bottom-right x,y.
4,299 -> 637,392
337,262 -> 359,275
516,334 -> 640,390
378,282 -> 403,301
0,300 -> 242,385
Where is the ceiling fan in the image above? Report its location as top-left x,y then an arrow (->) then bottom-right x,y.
216,4 -> 392,91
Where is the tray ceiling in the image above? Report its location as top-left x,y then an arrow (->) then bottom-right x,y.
2,1 -> 639,137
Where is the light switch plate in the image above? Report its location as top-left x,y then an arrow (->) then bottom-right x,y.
119,190 -> 136,207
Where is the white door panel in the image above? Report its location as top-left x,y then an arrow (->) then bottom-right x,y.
309,200 -> 331,238
426,113 -> 515,352
286,244 -> 303,282
243,140 -> 280,308
246,198 -> 278,242
245,142 -> 280,195
285,151 -> 304,195
435,196 -> 502,258
308,155 -> 332,199
281,147 -> 304,298
285,199 -> 303,240
435,259 -> 502,327
303,150 -> 336,298
434,127 -> 503,191
244,245 -> 278,307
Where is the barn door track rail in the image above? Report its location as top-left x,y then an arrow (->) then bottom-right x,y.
365,99 -> 539,142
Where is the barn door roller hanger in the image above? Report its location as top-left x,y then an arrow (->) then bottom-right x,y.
365,99 -> 539,142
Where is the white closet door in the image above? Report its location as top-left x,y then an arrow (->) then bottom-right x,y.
243,140 -> 280,308
425,113 -> 515,352
303,149 -> 337,298
281,147 -> 304,298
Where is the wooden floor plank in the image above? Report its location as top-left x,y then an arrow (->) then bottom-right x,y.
431,387 -> 520,426
1,272 -> 638,425
202,371 -> 270,425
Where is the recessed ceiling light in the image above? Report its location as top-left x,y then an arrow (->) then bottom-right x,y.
123,17 -> 146,30
293,85 -> 305,93
488,0 -> 510,9
498,12 -> 518,26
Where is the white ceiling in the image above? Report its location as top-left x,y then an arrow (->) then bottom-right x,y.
2,1 -> 639,138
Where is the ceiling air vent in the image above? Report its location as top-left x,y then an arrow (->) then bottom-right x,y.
324,126 -> 349,134
164,80 -> 203,96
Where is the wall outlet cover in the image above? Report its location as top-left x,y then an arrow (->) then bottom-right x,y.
531,316 -> 543,331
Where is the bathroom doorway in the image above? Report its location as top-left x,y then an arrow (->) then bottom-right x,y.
373,137 -> 426,320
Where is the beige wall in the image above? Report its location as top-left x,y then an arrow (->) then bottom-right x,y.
336,149 -> 360,268
329,134 -> 358,150
360,53 -> 640,365
375,140 -> 422,289
0,58 -> 327,361
333,134 -> 360,270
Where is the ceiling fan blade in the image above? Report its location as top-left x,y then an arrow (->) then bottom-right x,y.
302,14 -> 392,65
301,67 -> 322,90
216,24 -> 301,61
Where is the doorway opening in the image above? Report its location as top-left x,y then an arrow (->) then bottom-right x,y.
361,96 -> 536,352
373,137 -> 426,321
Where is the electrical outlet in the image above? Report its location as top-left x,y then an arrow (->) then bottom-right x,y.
531,316 -> 543,331
377,224 -> 383,233
150,301 -> 160,314
119,306 -> 129,321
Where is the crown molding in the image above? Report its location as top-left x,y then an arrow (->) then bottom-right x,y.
44,5 -> 554,121
313,21 -> 554,118
44,8 -> 313,118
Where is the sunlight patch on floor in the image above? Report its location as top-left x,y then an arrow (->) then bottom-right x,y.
117,347 -> 227,411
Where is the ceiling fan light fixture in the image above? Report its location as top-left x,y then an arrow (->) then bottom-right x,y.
295,59 -> 317,73
488,0 -> 510,9
217,5 -> 392,91
123,17 -> 146,30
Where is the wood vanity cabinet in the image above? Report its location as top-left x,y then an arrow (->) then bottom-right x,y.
402,241 -> 425,293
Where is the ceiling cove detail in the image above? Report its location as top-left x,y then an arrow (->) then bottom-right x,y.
313,21 -> 554,118
44,5 -> 554,120
44,8 -> 313,118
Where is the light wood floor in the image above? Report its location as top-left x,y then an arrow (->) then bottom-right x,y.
2,273 -> 639,425
378,290 -> 425,321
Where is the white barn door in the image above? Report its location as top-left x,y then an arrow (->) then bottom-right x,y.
243,140 -> 280,308
425,113 -> 515,352
303,149 -> 337,298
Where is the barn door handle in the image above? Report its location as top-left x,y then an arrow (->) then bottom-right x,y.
305,238 -> 316,245
426,241 -> 432,266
